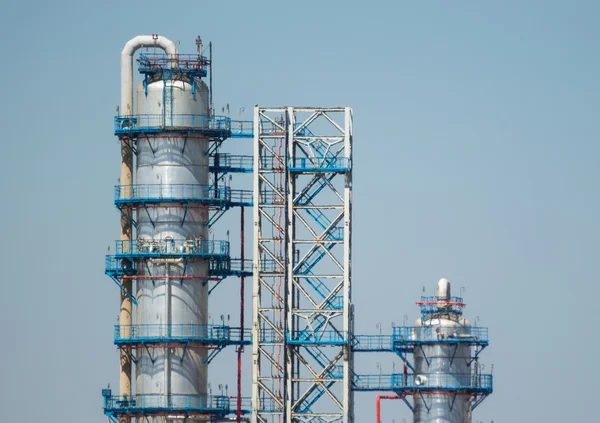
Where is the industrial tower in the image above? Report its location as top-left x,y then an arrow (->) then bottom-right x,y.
101,34 -> 492,423
102,35 -> 253,423
251,108 -> 353,423
353,278 -> 493,423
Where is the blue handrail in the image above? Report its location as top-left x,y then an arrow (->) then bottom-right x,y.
352,335 -> 395,351
114,324 -> 251,346
287,330 -> 348,345
103,393 -> 230,415
353,373 -> 493,393
115,184 -> 230,203
105,256 -> 136,276
392,326 -> 488,345
114,239 -> 230,257
289,157 -> 350,172
114,114 -> 231,135
230,120 -> 254,138
210,154 -> 254,172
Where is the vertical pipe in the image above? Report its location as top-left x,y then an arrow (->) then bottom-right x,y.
118,37 -> 176,419
237,206 -> 245,423
119,140 -> 133,423
251,106 -> 261,423
209,42 -> 213,113
284,107 -> 294,423
376,395 -> 402,423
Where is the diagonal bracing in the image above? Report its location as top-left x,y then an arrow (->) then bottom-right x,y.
252,107 -> 353,423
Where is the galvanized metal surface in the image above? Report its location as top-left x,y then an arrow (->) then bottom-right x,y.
413,280 -> 472,423
134,77 -> 210,415
252,107 -> 353,423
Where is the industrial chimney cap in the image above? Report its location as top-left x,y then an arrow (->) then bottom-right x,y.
436,278 -> 451,300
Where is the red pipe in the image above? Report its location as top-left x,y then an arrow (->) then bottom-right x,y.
376,395 -> 403,423
237,206 -> 245,423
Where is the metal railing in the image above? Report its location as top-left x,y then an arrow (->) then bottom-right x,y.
105,256 -> 136,275
114,114 -> 231,135
138,53 -> 209,74
353,373 -> 493,393
287,330 -> 348,345
115,184 -> 230,203
114,324 -> 251,345
392,325 -> 488,344
114,239 -> 230,257
230,120 -> 254,138
103,393 -> 229,414
229,189 -> 254,206
210,154 -> 254,171
352,335 -> 395,351
289,157 -> 350,172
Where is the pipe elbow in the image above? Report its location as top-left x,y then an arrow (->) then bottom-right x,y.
121,35 -> 177,57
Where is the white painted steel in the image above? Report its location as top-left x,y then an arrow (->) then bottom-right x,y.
120,35 -> 177,116
414,280 -> 472,423
135,77 -> 210,406
252,107 -> 353,423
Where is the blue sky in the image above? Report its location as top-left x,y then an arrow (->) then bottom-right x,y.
0,1 -> 598,422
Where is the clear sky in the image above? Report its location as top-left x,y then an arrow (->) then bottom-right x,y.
0,1 -> 598,422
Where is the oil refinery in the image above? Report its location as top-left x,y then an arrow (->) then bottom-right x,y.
101,34 -> 493,423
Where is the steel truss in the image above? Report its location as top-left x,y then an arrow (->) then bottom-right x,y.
252,107 -> 353,423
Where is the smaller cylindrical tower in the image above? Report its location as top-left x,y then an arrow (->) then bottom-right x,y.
413,279 -> 472,422
390,278 -> 492,423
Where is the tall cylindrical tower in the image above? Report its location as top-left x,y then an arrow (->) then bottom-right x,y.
102,35 -> 243,423
134,68 -> 211,406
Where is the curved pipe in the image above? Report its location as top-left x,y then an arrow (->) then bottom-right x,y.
376,395 -> 403,423
120,35 -> 177,116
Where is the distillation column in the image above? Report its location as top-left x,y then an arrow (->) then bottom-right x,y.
134,69 -> 211,412
413,279 -> 472,423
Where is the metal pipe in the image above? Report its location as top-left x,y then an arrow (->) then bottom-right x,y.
237,206 -> 245,423
120,35 -> 177,115
118,36 -> 176,418
209,41 -> 213,113
376,395 -> 402,423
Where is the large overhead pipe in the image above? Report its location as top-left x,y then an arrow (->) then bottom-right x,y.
120,35 -> 177,115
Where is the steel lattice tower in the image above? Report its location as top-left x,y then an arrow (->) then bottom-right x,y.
251,107 -> 353,423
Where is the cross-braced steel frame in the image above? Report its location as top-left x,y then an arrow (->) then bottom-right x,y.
252,107 -> 353,423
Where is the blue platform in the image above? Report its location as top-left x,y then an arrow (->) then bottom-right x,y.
287,330 -> 348,346
114,324 -> 251,346
102,392 -> 230,419
114,114 -> 232,138
114,239 -> 230,260
393,325 -> 489,346
230,120 -> 254,138
210,154 -> 253,173
138,53 -> 209,78
102,390 -> 286,421
114,184 -> 253,208
353,373 -> 493,394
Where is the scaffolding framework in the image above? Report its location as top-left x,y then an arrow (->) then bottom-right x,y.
252,107 -> 353,423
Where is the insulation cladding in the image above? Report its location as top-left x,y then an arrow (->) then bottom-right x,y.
412,279 -> 475,423
134,78 -> 211,405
